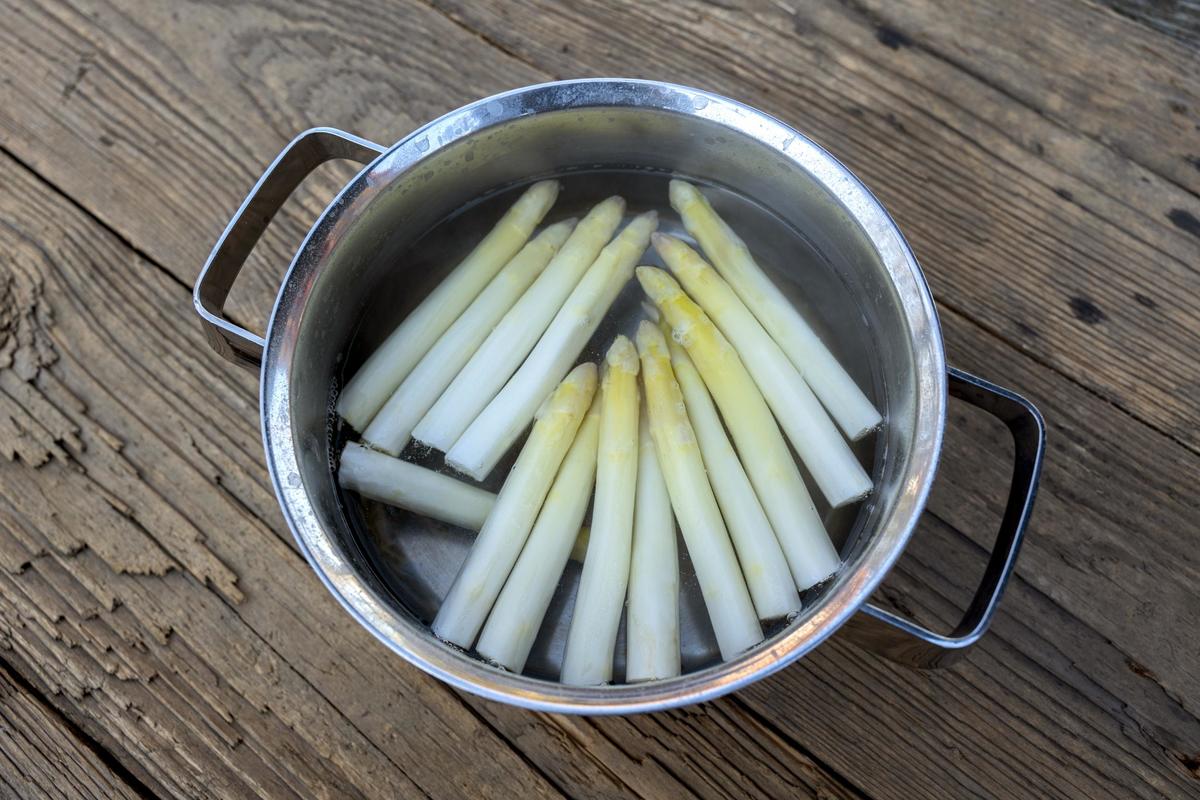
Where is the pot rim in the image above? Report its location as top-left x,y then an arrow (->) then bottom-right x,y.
260,78 -> 947,713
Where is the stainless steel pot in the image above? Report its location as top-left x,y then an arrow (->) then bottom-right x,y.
194,79 -> 1045,713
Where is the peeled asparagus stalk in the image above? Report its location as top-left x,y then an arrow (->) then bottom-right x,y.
475,395 -> 601,673
341,441 -> 590,565
669,180 -> 882,440
561,337 -> 640,685
431,363 -> 597,648
446,211 -> 658,481
338,442 -> 495,530
635,321 -> 762,660
413,197 -> 626,451
663,330 -> 800,620
338,180 -> 560,431
638,267 -> 841,590
624,406 -> 680,682
362,220 -> 575,455
654,233 -> 872,507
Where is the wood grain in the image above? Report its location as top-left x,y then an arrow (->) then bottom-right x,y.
0,0 -> 542,335
1093,0 -> 1200,45
0,660 -> 144,800
849,0 -> 1200,195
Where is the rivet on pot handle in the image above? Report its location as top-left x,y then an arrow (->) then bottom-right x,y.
193,128 -> 387,369
842,366 -> 1046,668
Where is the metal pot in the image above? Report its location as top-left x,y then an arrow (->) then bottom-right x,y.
194,79 -> 1044,713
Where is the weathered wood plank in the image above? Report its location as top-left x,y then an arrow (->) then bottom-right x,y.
0,660 -> 145,800
849,0 -> 1200,193
0,0 -> 546,334
0,150 -> 871,800
471,704 -> 865,800
1090,0 -> 1200,46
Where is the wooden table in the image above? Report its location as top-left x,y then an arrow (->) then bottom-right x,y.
2,1 -> 1198,797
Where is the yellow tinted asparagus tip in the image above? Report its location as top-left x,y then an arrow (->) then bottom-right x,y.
635,266 -> 723,354
668,180 -> 724,235
537,362 -> 599,425
604,333 -> 640,377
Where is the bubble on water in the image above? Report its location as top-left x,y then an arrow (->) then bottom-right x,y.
415,137 -> 430,153
692,95 -> 709,110
287,472 -> 301,488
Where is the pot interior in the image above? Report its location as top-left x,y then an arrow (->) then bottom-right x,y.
277,93 -> 936,704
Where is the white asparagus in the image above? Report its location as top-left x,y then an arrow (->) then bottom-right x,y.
654,233 -> 872,507
413,197 -> 626,451
338,180 -> 560,431
561,337 -> 640,685
475,395 -> 601,673
624,406 -> 680,682
338,442 -> 495,530
362,220 -> 575,455
669,180 -> 882,440
446,211 -> 658,481
431,363 -> 597,648
635,321 -> 762,660
637,267 -> 841,590
342,438 -> 589,565
664,330 -> 801,620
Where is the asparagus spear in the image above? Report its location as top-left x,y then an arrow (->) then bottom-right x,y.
625,406 -> 680,682
431,363 -> 597,648
663,329 -> 801,620
341,442 -> 591,566
338,442 -> 495,531
561,336 -> 640,686
653,233 -> 872,507
413,197 -> 626,451
446,211 -> 658,481
637,267 -> 841,590
669,180 -> 882,440
338,180 -> 559,431
635,321 -> 762,660
362,220 -> 575,455
475,394 -> 601,673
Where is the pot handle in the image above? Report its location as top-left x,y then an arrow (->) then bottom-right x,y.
193,127 -> 387,369
841,366 -> 1045,668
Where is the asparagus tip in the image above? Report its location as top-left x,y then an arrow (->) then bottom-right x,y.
635,265 -> 678,302
650,231 -> 686,257
604,334 -> 640,375
668,179 -> 699,206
